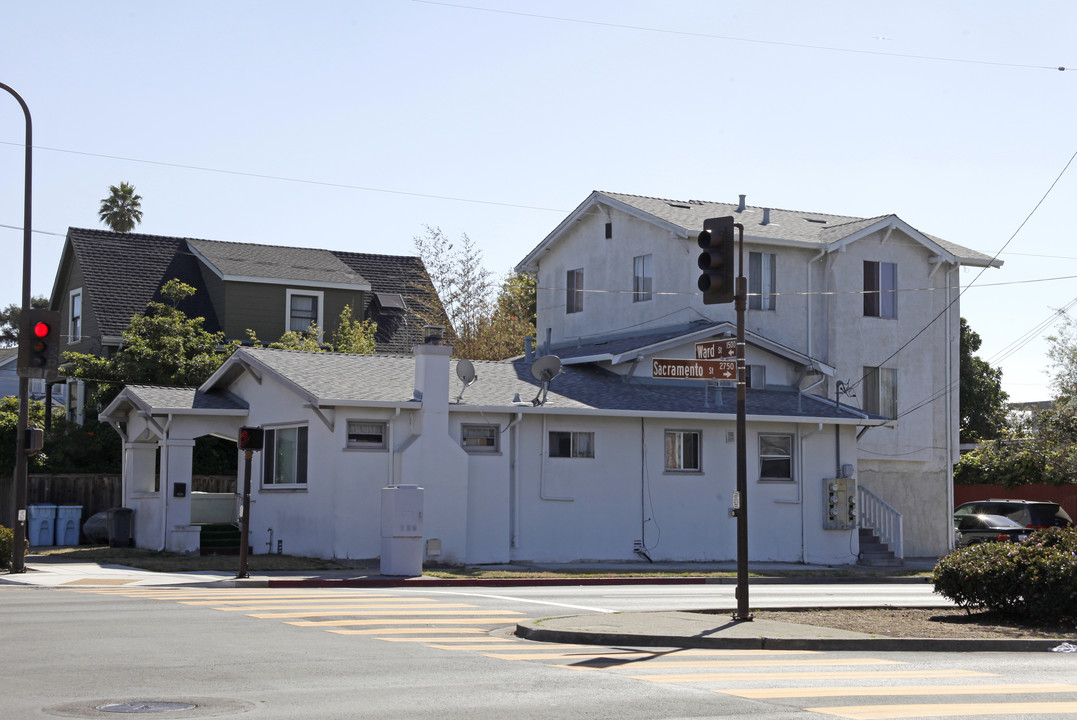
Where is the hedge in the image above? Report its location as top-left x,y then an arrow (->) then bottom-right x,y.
932,527 -> 1077,623
0,525 -> 12,570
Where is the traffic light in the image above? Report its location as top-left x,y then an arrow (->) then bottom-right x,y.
238,426 -> 264,451
17,309 -> 61,378
697,216 -> 736,305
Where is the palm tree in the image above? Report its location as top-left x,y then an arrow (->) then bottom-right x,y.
98,181 -> 143,232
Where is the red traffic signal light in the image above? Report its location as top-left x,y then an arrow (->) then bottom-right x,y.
238,426 -> 264,451
17,309 -> 61,378
697,216 -> 736,305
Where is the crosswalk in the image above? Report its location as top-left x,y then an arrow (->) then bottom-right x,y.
64,587 -> 1077,718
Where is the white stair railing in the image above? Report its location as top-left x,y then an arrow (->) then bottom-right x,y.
857,485 -> 904,559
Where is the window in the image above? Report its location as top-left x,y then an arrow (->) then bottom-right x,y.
864,261 -> 897,318
746,365 -> 766,389
548,430 -> 594,458
263,425 -> 308,486
566,269 -> 584,314
462,424 -> 499,453
346,420 -> 387,450
69,289 -> 82,344
748,252 -> 776,311
664,430 -> 701,472
633,254 -> 653,302
759,434 -> 793,481
287,289 -> 323,334
862,366 -> 897,418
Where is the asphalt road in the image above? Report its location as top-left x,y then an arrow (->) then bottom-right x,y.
3,583 -> 1076,720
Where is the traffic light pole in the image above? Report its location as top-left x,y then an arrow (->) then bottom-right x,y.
2,81 -> 33,573
732,223 -> 753,622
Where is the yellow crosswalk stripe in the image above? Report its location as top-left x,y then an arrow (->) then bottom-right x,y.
723,683 -> 1077,699
181,597 -> 439,605
623,669 -> 995,683
253,609 -> 523,619
328,627 -> 489,635
381,637 -> 532,644
500,654 -> 898,668
215,603 -> 479,612
807,701 -> 1077,719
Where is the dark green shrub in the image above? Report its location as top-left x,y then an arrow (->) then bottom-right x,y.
0,524 -> 12,570
933,527 -> 1077,623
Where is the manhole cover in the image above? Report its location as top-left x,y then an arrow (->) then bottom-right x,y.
96,703 -> 197,714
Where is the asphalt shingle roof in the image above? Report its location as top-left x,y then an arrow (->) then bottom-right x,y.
189,238 -> 366,286
121,384 -> 248,412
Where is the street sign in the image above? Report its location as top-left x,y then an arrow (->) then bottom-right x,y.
652,358 -> 737,380
695,338 -> 737,360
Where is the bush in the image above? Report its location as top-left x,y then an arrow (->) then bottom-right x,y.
933,527 -> 1077,623
0,524 -> 12,570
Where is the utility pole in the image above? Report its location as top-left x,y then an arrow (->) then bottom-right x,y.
1,81 -> 33,573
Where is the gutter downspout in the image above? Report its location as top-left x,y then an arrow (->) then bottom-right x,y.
946,265 -> 957,550
798,423 -> 824,563
507,412 -> 523,549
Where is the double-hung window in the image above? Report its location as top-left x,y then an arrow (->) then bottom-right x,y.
566,269 -> 584,314
263,425 -> 309,486
548,430 -> 594,458
862,366 -> 898,419
759,434 -> 793,482
287,289 -> 323,334
633,254 -> 653,302
748,252 -> 776,311
69,289 -> 82,344
664,430 -> 701,472
864,261 -> 897,318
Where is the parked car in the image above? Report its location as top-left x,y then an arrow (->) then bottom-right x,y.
953,499 -> 1073,529
953,514 -> 1030,548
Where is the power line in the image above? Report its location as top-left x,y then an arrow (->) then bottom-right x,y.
414,0 -> 1072,73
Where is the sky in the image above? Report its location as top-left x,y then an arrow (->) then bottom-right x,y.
2,0 -> 1075,403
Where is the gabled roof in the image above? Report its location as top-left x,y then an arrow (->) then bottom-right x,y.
52,228 -> 436,354
517,191 -> 1001,271
54,228 -> 221,339
201,346 -> 878,424
100,384 -> 248,423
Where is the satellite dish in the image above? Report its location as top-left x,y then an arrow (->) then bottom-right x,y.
456,359 -> 477,386
530,355 -> 562,383
529,355 -> 562,406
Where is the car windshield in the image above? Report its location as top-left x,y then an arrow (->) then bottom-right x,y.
976,514 -> 1024,528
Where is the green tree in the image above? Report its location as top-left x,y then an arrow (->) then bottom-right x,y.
247,304 -> 377,354
98,181 -> 143,233
0,295 -> 49,347
959,317 -> 1009,443
412,226 -> 536,361
62,279 -> 234,409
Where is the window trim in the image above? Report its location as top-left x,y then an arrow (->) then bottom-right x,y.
863,261 -> 897,319
262,424 -> 309,489
345,420 -> 388,451
286,289 -> 325,338
758,433 -> 793,482
566,268 -> 584,314
632,254 -> 653,303
461,423 -> 500,454
68,288 -> 82,345
748,252 -> 776,311
664,429 -> 702,473
548,430 -> 595,458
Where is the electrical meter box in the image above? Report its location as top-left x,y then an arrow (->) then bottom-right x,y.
823,477 -> 857,530
380,484 -> 424,576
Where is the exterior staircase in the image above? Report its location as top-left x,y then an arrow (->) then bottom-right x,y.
857,527 -> 902,566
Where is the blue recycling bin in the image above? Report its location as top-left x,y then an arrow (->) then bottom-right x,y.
55,505 -> 82,545
27,503 -> 57,547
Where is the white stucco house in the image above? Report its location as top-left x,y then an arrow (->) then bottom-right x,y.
515,191 -> 1002,558
100,332 -> 885,565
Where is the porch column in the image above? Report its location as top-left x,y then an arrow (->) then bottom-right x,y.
162,438 -> 199,554
124,441 -> 161,550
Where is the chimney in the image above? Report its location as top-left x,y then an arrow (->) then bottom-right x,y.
737,194 -> 746,212
414,325 -> 452,422
524,336 -> 534,361
762,208 -> 771,225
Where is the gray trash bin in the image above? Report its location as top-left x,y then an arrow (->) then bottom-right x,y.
107,507 -> 134,548
27,504 -> 57,547
55,506 -> 82,545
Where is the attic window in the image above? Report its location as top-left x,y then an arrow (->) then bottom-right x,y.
373,292 -> 406,311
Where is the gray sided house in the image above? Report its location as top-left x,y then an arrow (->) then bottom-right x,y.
49,227 -> 440,361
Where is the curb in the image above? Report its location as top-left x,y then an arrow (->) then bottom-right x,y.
514,620 -> 1072,653
203,575 -> 934,589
